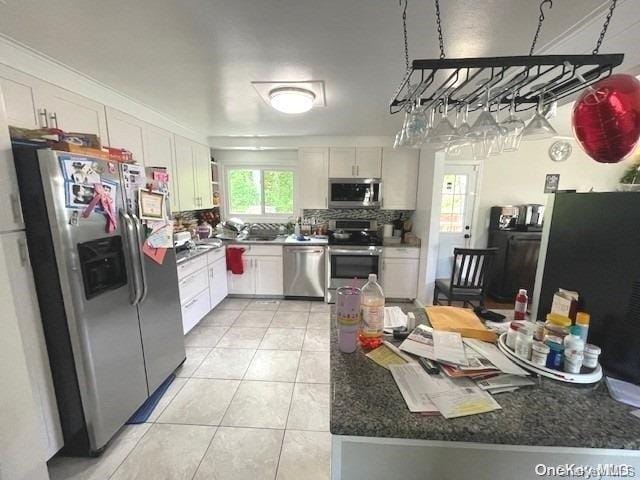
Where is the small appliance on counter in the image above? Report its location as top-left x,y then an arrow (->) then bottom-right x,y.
489,206 -> 520,231
174,231 -> 194,252
517,204 -> 545,232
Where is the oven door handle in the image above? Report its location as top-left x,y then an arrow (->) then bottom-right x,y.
120,210 -> 143,305
328,248 -> 382,256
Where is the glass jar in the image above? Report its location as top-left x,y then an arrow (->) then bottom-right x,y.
506,321 -> 525,350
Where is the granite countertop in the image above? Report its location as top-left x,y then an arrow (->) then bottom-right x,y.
330,307 -> 640,450
176,245 -> 223,264
219,235 -> 329,246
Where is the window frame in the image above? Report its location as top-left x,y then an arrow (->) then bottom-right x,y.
223,165 -> 296,221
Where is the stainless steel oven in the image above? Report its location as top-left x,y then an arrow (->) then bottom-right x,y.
328,178 -> 382,208
325,246 -> 383,303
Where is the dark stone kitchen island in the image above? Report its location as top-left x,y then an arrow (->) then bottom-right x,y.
330,308 -> 640,480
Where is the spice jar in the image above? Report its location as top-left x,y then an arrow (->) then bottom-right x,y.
531,341 -> 550,367
515,323 -> 534,360
583,344 -> 601,369
534,321 -> 546,342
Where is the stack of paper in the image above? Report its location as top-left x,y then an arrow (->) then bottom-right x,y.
383,307 -> 408,333
476,374 -> 535,394
365,342 -> 415,370
390,364 -> 502,418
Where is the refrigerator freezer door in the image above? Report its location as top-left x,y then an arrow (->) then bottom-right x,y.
16,148 -> 149,453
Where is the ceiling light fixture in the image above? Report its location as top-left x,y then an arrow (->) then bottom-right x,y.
269,87 -> 316,114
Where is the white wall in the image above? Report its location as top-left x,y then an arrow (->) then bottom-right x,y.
470,138 -> 630,248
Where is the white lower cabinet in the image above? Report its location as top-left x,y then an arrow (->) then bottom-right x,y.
178,247 -> 229,334
382,247 -> 420,300
227,245 -> 283,296
208,253 -> 228,309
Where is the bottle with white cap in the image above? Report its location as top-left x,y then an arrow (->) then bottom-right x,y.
358,274 -> 385,350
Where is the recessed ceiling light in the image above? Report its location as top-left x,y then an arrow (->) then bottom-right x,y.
268,87 -> 316,114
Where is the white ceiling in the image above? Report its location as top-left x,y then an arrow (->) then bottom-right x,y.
0,0 -> 637,137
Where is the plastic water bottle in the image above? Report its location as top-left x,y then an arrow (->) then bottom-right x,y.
358,274 -> 385,350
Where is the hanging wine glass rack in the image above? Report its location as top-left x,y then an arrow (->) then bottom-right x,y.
389,54 -> 624,115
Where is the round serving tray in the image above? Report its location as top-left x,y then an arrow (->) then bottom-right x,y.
497,333 -> 603,384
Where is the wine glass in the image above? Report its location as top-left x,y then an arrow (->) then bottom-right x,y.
446,104 -> 472,157
468,86 -> 500,160
522,86 -> 558,141
405,101 -> 428,148
430,96 -> 459,149
500,93 -> 526,152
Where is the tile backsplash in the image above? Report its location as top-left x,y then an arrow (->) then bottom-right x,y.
302,208 -> 413,224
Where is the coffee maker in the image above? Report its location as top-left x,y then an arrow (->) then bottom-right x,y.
489,206 -> 520,231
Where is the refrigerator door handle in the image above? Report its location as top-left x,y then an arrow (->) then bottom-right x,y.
120,210 -> 143,305
131,213 -> 149,304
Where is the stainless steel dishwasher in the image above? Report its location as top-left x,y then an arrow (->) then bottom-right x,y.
283,246 -> 326,297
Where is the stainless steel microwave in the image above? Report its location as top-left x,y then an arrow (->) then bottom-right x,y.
328,178 -> 382,208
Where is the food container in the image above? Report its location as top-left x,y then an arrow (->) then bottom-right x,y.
583,344 -> 602,369
564,349 -> 584,374
506,321 -> 525,350
336,286 -> 362,353
531,341 -> 550,367
514,323 -> 534,360
534,320 -> 546,341
545,340 -> 565,370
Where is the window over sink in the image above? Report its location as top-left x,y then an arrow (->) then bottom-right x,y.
226,167 -> 294,217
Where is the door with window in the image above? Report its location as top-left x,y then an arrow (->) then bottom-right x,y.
436,164 -> 478,280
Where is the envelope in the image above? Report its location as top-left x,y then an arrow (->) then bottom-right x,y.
425,306 -> 497,343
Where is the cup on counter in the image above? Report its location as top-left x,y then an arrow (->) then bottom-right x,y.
336,286 -> 362,353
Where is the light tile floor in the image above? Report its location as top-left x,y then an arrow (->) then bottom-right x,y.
48,299 -> 332,480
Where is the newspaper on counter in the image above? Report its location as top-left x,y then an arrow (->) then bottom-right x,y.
433,330 -> 468,366
464,338 -> 529,376
399,324 -> 436,360
389,364 -> 440,414
476,374 -> 536,391
366,341 -> 415,370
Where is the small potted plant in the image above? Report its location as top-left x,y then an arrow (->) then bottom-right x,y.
618,154 -> 640,191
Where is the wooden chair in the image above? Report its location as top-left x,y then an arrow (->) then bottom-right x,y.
433,248 -> 498,308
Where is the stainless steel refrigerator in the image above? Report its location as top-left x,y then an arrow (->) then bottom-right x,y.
12,145 -> 185,456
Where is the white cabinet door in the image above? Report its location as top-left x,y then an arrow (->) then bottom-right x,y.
329,147 -> 356,178
1,232 -> 63,459
174,135 -> 197,211
355,147 -> 382,178
298,147 -> 329,209
105,107 -> 146,165
40,85 -> 108,144
254,255 -> 283,296
227,256 -> 254,294
0,67 -> 42,129
0,90 -> 24,233
209,257 -> 228,309
381,148 -> 419,210
382,258 -> 419,299
143,123 -> 179,210
181,289 -> 210,334
194,143 -> 213,209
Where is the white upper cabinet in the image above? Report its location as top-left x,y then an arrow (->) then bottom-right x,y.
298,147 -> 329,209
381,147 -> 419,210
328,147 -> 381,178
0,66 -> 42,129
174,135 -> 197,211
0,86 -> 24,233
355,147 -> 382,178
143,123 -> 179,210
105,107 -> 145,165
194,143 -> 213,209
39,85 -> 109,144
329,147 -> 356,177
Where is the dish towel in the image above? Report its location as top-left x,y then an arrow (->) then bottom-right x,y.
226,247 -> 246,274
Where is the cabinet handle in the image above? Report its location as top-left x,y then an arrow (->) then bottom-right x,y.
49,112 -> 59,129
351,165 -> 355,177
10,193 -> 23,225
38,108 -> 49,128
356,165 -> 360,176
184,298 -> 198,309
17,238 -> 28,266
